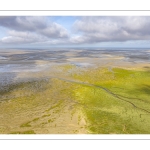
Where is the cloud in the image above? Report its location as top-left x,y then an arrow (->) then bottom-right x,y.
0,30 -> 68,45
39,23 -> 68,38
0,16 -> 69,45
1,16 -> 150,46
72,16 -> 150,44
0,16 -> 47,31
0,30 -> 47,44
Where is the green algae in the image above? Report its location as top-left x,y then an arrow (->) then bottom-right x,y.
71,67 -> 150,133
20,121 -> 31,127
1,64 -> 150,134
10,130 -> 35,134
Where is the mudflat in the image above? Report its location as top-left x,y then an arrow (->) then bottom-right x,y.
0,48 -> 150,134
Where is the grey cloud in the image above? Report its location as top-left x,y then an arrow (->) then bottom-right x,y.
0,31 -> 46,44
72,16 -> 150,44
0,30 -> 68,45
39,23 -> 68,38
0,16 -> 47,31
0,16 -> 69,39
1,36 -> 35,44
1,16 -> 150,46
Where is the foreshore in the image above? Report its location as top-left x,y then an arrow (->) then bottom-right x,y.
0,49 -> 150,134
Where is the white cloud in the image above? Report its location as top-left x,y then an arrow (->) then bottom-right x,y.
0,30 -> 48,44
0,16 -> 47,32
72,16 -> 150,44
1,16 -> 150,46
0,16 -> 69,45
39,23 -> 68,38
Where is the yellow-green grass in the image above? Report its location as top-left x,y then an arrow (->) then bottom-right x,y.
0,64 -> 150,134
72,67 -> 150,133
0,76 -> 85,134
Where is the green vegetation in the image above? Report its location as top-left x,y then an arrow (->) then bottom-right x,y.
0,64 -> 150,134
20,121 -> 31,127
10,130 -> 35,134
72,67 -> 150,133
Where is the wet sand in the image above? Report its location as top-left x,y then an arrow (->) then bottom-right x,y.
0,48 -> 150,134
0,48 -> 150,85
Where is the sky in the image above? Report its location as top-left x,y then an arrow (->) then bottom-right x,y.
1,16 -> 150,48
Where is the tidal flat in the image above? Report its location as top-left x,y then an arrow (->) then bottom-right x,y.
0,48 -> 150,134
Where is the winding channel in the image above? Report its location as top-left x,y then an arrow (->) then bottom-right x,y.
1,75 -> 150,115
50,76 -> 150,114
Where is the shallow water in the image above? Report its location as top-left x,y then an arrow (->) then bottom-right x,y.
0,48 -> 150,87
0,48 -> 150,134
